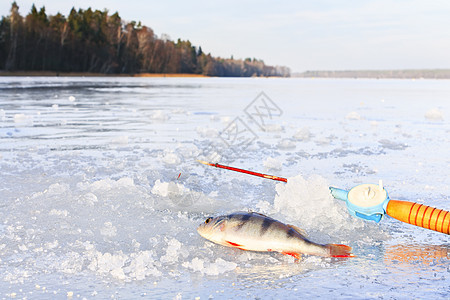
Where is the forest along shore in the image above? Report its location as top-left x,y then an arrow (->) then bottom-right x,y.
0,71 -> 209,77
0,3 -> 290,77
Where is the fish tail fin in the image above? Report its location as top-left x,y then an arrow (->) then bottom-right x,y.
327,244 -> 354,258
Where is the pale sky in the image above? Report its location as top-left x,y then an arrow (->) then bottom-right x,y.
2,0 -> 450,72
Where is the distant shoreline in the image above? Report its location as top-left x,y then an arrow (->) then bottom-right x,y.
293,69 -> 450,79
0,71 -> 209,78
0,71 -> 283,78
3,70 -> 450,79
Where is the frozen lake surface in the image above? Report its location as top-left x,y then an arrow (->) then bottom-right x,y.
0,76 -> 449,299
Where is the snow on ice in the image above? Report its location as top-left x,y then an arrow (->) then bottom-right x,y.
0,77 -> 448,299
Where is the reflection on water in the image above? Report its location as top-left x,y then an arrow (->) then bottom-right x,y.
384,244 -> 449,266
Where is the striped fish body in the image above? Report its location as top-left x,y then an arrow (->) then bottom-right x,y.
197,212 -> 352,259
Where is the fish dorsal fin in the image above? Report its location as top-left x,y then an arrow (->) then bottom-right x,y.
287,224 -> 307,237
247,209 -> 269,218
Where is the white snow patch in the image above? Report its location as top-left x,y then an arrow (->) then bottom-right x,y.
160,238 -> 184,263
78,192 -> 98,206
263,124 -> 283,132
345,111 -> 362,120
256,174 -> 371,238
47,183 -> 69,195
86,247 -> 162,280
171,108 -> 187,114
139,256 -> 162,278
111,136 -> 129,145
183,257 -> 204,273
208,191 -> 219,197
79,177 -> 135,192
176,144 -> 200,158
196,126 -> 219,138
100,222 -> 117,237
126,251 -> 162,279
45,240 -> 59,250
277,139 -> 296,150
151,110 -> 169,121
183,257 -> 237,276
13,113 -> 33,124
264,157 -> 282,170
378,139 -> 408,150
315,136 -> 331,146
220,116 -> 231,124
88,251 -> 128,279
59,252 -> 83,274
49,209 -> 69,217
425,108 -> 444,121
151,180 -> 189,197
200,151 -> 221,163
293,127 -> 311,141
161,151 -> 181,165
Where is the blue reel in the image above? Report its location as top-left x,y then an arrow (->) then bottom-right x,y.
330,182 -> 391,223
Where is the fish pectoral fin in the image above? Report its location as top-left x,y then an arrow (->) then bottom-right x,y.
281,251 -> 302,260
225,240 -> 246,251
287,224 -> 307,237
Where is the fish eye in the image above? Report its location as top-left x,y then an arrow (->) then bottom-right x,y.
205,217 -> 212,224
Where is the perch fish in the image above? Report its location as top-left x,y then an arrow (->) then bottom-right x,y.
197,211 -> 353,259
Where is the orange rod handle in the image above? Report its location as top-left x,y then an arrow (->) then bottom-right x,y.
386,200 -> 450,234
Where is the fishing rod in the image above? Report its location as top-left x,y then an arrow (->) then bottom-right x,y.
197,160 -> 287,182
197,160 -> 449,235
